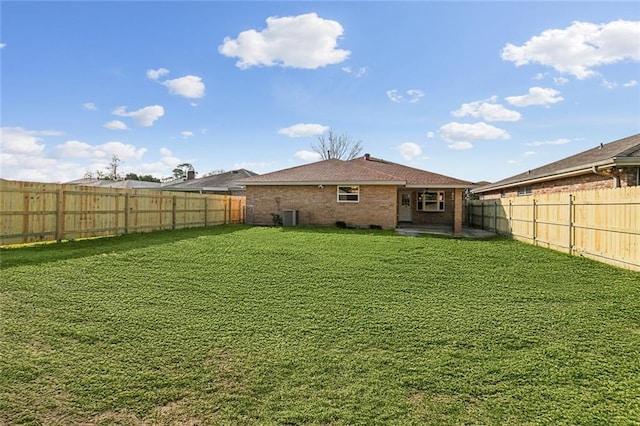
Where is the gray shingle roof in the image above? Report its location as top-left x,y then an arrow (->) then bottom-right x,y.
474,133 -> 640,193
162,169 -> 258,190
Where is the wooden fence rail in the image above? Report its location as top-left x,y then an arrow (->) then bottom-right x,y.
466,186 -> 640,272
0,180 -> 246,245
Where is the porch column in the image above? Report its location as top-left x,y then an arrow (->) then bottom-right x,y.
453,188 -> 463,236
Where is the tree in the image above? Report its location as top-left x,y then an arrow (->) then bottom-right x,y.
311,130 -> 363,160
203,169 -> 226,177
172,163 -> 195,179
105,154 -> 122,180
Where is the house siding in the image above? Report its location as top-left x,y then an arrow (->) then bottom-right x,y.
479,170 -> 637,200
245,185 -> 398,229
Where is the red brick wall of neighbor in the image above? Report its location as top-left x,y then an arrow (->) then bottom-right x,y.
245,185 -> 398,229
479,170 -> 639,199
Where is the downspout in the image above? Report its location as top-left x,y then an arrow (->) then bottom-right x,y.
592,165 -> 621,188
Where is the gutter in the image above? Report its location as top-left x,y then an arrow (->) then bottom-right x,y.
472,159 -> 639,193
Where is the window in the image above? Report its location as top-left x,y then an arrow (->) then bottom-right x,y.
417,191 -> 444,212
337,186 -> 359,202
517,186 -> 532,196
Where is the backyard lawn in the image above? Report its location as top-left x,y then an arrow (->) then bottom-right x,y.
1,225 -> 639,425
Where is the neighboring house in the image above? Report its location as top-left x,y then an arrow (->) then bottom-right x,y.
65,178 -> 161,189
161,169 -> 258,195
238,154 -> 474,233
472,134 -> 640,199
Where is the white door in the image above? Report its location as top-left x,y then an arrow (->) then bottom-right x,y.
398,191 -> 412,222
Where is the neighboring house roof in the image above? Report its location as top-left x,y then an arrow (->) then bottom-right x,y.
162,169 -> 258,192
239,155 -> 473,188
65,179 -> 161,189
473,133 -> 640,193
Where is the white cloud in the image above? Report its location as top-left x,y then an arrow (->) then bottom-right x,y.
452,97 -> 521,122
624,80 -> 638,87
103,120 -> 129,130
147,68 -> 206,99
0,127 -> 53,154
523,151 -> 536,157
134,147 -> 182,178
146,68 -> 169,81
501,20 -> 640,79
342,66 -> 367,77
449,142 -> 473,150
0,43 -> 6,49
56,141 -> 147,161
278,123 -> 329,137
0,127 -> 82,183
387,89 -> 424,103
505,87 -> 564,107
534,73 -> 546,80
219,13 -> 350,69
406,89 -> 425,103
83,102 -> 97,111
386,90 -> 403,103
602,79 -> 618,89
162,75 -> 205,98
190,102 -> 198,107
554,77 -> 569,85
395,142 -> 422,161
112,105 -> 165,127
294,150 -> 322,162
526,138 -> 571,146
426,132 -> 435,139
181,131 -> 194,139
439,122 -> 510,149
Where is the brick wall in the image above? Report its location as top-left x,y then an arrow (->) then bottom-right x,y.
245,184 -> 398,229
479,171 -> 637,200
410,190 -> 455,225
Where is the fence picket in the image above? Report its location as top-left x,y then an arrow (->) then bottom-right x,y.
466,187 -> 640,271
0,180 -> 246,245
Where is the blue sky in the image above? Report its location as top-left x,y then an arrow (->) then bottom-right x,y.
2,1 -> 639,183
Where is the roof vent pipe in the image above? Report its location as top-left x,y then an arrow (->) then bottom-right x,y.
364,153 -> 370,161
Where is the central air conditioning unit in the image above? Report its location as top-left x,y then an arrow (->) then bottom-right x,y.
282,209 -> 299,226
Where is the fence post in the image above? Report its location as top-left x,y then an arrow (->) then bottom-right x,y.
493,201 -> 498,234
568,194 -> 573,254
481,202 -> 485,230
532,199 -> 537,243
55,188 -> 65,242
508,199 -> 513,234
204,197 -> 208,227
124,193 -> 130,234
172,196 -> 177,230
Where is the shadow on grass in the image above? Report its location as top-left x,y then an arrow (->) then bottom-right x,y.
0,225 -> 248,269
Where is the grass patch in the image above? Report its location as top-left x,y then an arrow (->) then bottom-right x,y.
1,225 -> 639,424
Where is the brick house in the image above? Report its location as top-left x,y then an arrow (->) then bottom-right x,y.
473,134 -> 640,199
238,154 -> 473,233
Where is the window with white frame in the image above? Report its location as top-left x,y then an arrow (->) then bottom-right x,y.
416,190 -> 444,212
337,186 -> 359,202
517,186 -> 532,196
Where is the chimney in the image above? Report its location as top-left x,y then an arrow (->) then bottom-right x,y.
187,170 -> 196,180
364,153 -> 370,161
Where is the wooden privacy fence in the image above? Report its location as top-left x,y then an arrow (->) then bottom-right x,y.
466,187 -> 640,271
0,180 -> 246,245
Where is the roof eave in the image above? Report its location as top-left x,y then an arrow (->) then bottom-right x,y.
242,180 -> 406,186
405,184 -> 474,189
472,158 -> 640,193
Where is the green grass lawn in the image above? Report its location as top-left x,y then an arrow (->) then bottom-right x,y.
1,225 -> 639,425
